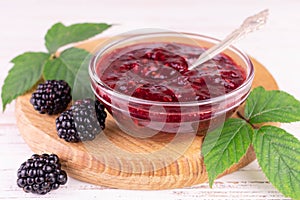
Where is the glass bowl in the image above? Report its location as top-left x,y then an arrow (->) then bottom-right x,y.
89,32 -> 254,136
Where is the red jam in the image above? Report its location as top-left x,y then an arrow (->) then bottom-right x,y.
97,43 -> 246,102
94,42 -> 247,134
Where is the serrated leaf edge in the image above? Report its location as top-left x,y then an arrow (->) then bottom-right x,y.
253,126 -> 300,199
45,22 -> 112,53
1,52 -> 49,111
245,86 -> 264,119
204,119 -> 253,187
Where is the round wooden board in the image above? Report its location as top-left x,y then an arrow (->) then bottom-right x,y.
15,38 -> 278,190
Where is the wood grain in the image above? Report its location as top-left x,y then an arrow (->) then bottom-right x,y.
15,38 -> 278,190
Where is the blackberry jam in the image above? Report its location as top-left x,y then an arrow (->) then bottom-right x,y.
89,33 -> 254,135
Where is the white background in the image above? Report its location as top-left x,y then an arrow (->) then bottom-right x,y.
0,0 -> 299,199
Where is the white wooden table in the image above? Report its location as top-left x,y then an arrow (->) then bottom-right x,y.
1,0 -> 299,199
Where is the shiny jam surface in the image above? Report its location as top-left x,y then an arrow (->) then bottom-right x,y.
97,42 -> 246,103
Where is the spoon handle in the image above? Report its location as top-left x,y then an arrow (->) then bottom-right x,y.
189,9 -> 269,70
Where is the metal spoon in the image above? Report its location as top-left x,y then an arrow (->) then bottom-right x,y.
189,9 -> 269,70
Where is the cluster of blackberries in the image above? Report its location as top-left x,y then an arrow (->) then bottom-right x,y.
17,154 -> 67,195
23,80 -> 108,195
30,80 -> 107,143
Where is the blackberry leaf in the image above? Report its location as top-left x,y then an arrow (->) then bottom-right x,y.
245,86 -> 300,123
1,52 -> 49,111
45,22 -> 111,53
253,126 -> 300,200
43,47 -> 93,100
202,118 -> 253,187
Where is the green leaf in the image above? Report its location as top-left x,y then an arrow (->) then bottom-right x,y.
245,86 -> 300,124
45,22 -> 111,53
43,47 -> 93,100
1,52 -> 49,111
202,118 -> 254,187
253,126 -> 300,200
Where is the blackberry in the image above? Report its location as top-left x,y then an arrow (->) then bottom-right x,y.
17,154 -> 67,195
56,99 -> 107,142
56,110 -> 79,142
95,100 -> 107,129
30,80 -> 72,115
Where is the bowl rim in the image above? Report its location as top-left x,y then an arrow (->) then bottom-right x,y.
89,32 -> 254,107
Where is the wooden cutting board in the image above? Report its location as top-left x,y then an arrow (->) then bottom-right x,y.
15,37 -> 278,190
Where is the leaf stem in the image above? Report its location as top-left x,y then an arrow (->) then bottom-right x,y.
237,111 -> 258,129
50,53 -> 57,60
